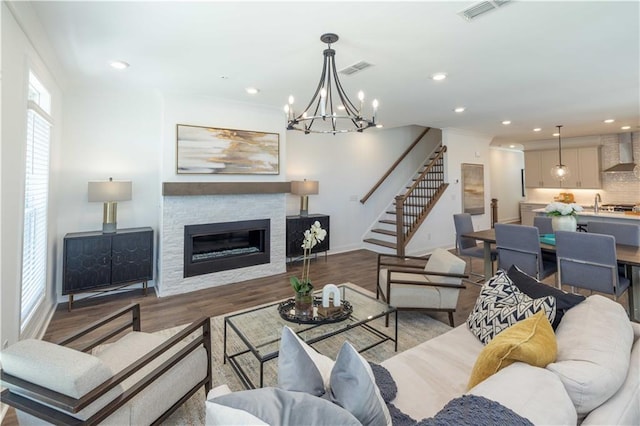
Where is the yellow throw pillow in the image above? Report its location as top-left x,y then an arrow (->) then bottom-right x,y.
467,310 -> 557,390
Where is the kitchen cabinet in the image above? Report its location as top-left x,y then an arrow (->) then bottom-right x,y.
524,147 -> 600,189
561,147 -> 601,189
524,150 -> 559,188
520,203 -> 546,226
63,227 -> 153,310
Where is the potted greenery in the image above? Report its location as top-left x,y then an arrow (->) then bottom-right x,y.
289,221 -> 327,317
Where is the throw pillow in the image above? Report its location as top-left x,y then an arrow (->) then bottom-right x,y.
423,248 -> 467,285
467,310 -> 557,389
277,326 -> 334,396
277,327 -> 392,426
507,265 -> 585,329
206,387 -> 361,426
466,270 -> 557,344
330,342 -> 392,426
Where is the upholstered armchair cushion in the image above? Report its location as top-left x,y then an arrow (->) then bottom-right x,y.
0,338 -> 113,399
378,248 -> 466,310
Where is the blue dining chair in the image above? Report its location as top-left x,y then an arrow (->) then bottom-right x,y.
587,221 -> 640,247
494,223 -> 557,280
555,231 -> 630,300
533,216 -> 553,235
453,213 -> 497,280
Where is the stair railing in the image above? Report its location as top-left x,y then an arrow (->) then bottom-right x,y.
395,145 -> 448,256
360,127 -> 431,204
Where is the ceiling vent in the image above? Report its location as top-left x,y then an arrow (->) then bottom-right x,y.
459,0 -> 511,21
339,61 -> 373,76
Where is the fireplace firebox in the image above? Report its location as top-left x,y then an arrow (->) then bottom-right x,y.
184,219 -> 270,278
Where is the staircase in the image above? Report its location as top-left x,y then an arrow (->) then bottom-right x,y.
364,145 -> 448,256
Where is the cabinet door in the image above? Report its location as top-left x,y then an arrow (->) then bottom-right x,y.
286,216 -> 330,257
111,230 -> 153,284
541,150 -> 560,187
577,147 -> 601,188
559,148 -> 580,188
524,151 -> 543,188
63,235 -> 111,294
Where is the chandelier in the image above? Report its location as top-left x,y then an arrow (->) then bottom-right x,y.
285,33 -> 379,134
550,125 -> 570,181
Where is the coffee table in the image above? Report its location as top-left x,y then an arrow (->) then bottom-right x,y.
223,284 -> 397,389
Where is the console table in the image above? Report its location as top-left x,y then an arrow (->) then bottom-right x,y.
286,214 -> 330,261
62,227 -> 153,310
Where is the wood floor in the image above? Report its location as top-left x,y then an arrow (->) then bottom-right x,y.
41,249 -> 482,343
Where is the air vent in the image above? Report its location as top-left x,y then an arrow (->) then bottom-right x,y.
459,0 -> 511,21
339,61 -> 373,76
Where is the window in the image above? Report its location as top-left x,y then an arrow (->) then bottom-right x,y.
20,71 -> 52,330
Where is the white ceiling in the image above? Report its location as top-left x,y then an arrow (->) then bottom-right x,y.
25,0 -> 640,146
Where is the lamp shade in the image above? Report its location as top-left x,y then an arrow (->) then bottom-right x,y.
291,180 -> 319,196
88,179 -> 132,202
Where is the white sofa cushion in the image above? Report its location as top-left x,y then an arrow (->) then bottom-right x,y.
381,324 -> 484,420
423,248 -> 467,285
546,295 -> 634,415
0,338 -> 113,398
468,362 -> 577,425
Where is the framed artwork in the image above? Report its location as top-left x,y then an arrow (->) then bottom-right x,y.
176,124 -> 279,174
461,163 -> 485,215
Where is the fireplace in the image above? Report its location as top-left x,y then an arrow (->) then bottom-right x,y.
184,219 -> 270,278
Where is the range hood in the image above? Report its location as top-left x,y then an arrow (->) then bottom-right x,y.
603,133 -> 637,172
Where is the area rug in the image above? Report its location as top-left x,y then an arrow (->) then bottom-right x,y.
161,283 -> 452,425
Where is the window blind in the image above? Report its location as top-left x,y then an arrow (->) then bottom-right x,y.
20,74 -> 52,330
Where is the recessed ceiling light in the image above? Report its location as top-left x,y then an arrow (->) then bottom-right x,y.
109,60 -> 129,70
533,128 -> 541,132
509,144 -> 516,148
245,87 -> 259,95
431,72 -> 447,81
454,107 -> 465,113
621,125 -> 631,130
552,132 -> 560,137
502,120 -> 511,125
604,119 -> 615,123
376,124 -> 384,128
337,105 -> 345,110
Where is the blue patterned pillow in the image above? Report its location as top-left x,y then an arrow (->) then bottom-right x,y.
467,270 -> 557,344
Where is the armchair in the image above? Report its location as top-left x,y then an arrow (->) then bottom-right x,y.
377,248 -> 468,327
0,304 -> 211,425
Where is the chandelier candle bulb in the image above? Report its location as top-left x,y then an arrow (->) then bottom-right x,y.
320,88 -> 327,117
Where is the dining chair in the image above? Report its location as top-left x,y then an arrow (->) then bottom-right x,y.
555,230 -> 630,301
453,213 -> 497,280
587,221 -> 640,247
533,216 -> 553,235
494,223 -> 557,280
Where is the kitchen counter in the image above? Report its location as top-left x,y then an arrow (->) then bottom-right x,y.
533,208 -> 640,223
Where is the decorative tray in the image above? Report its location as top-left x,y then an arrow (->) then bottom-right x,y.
278,297 -> 353,324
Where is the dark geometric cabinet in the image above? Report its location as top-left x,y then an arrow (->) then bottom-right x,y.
63,227 -> 153,310
286,214 -> 330,260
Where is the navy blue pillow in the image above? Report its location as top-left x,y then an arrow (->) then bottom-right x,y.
507,265 -> 585,329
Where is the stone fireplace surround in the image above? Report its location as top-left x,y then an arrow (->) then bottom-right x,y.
158,182 -> 289,297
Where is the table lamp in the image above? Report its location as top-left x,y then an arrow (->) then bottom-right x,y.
291,180 -> 319,217
88,177 -> 132,233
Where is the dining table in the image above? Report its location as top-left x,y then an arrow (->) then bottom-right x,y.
462,228 -> 640,322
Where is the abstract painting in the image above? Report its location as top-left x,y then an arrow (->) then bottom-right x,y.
177,124 -> 279,174
462,163 -> 485,215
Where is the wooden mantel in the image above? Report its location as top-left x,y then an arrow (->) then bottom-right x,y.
162,182 -> 291,196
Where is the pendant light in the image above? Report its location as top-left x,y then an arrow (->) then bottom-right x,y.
550,125 -> 570,181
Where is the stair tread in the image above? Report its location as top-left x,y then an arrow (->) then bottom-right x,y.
363,238 -> 397,249
379,219 -> 396,225
387,210 -> 419,216
371,228 -> 397,236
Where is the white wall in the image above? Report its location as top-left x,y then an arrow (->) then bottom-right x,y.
285,125 -> 434,253
56,90 -> 163,297
1,3 -> 63,344
490,147 -> 525,223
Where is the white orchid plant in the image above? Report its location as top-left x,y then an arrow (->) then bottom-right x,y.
290,221 -> 327,294
545,202 -> 583,217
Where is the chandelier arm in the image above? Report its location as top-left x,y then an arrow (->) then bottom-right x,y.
296,53 -> 331,122
331,64 -> 360,117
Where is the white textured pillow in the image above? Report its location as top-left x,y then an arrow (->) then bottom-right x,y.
424,248 -> 467,285
330,342 -> 392,426
546,295 -> 634,415
0,339 -> 113,399
278,326 -> 334,396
